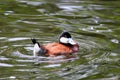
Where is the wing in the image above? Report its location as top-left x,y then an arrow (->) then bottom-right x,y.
44,43 -> 72,55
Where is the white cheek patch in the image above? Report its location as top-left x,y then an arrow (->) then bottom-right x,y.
68,38 -> 76,45
60,37 -> 76,45
60,37 -> 69,44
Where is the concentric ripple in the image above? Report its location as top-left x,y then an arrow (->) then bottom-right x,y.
0,0 -> 120,80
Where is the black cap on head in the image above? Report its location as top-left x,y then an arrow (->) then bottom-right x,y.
59,31 -> 72,38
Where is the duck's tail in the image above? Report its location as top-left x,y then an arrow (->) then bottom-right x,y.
31,38 -> 38,44
31,39 -> 46,57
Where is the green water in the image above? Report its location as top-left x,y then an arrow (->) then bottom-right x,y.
0,0 -> 120,80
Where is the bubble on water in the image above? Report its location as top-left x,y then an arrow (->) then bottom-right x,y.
44,64 -> 61,68
90,26 -> 94,30
111,39 -> 119,44
9,76 -> 16,79
60,5 -> 83,11
4,11 -> 14,15
110,52 -> 118,56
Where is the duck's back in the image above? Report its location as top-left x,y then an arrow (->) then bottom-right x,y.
44,43 -> 72,55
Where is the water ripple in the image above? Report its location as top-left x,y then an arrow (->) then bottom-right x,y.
0,63 -> 13,67
0,0 -> 120,80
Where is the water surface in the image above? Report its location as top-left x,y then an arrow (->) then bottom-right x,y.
0,0 -> 120,80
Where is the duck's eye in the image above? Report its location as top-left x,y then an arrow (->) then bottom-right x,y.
64,35 -> 67,38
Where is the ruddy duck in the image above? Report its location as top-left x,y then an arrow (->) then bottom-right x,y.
31,31 -> 79,57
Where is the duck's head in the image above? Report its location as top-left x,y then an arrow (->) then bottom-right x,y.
59,31 -> 77,46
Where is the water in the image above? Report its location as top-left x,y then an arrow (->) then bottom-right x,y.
0,0 -> 120,80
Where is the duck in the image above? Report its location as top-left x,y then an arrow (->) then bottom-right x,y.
31,31 -> 79,57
